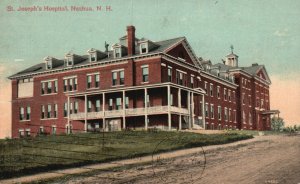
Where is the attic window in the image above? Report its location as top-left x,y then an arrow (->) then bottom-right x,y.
206,65 -> 210,70
114,47 -> 121,58
140,43 -> 148,54
46,60 -> 52,70
90,53 -> 96,62
66,57 -> 73,66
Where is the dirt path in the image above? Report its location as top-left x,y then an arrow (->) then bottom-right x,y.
1,134 -> 299,184
52,134 -> 300,184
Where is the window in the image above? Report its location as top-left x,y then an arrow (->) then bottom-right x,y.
229,109 -> 232,122
64,80 -> 67,92
91,53 -> 96,62
25,129 -> 30,137
243,111 -> 246,124
249,113 -> 252,124
191,76 -> 194,88
218,106 -> 221,120
242,93 -> 245,104
205,103 -> 209,118
54,80 -> 58,93
74,78 -> 77,90
120,70 -> 125,85
47,104 -> 52,118
19,129 -> 24,138
168,67 -> 172,82
142,66 -> 149,82
52,126 -> 56,135
74,101 -> 78,113
64,103 -> 68,117
228,90 -> 231,101
87,100 -> 92,112
116,98 -> 122,110
217,86 -> 220,98
41,82 -> 45,94
41,105 -> 45,119
224,107 -> 228,121
66,57 -> 73,66
69,78 -> 73,91
26,106 -> 31,120
234,110 -> 237,123
233,91 -> 236,102
19,107 -> 24,120
54,104 -> 57,118
261,99 -> 264,108
95,74 -> 100,88
140,43 -> 147,53
210,104 -> 214,119
112,72 -> 117,86
176,71 -> 180,84
87,75 -> 92,89
224,89 -> 227,100
125,97 -> 129,109
114,47 -> 121,58
39,126 -> 44,134
210,84 -> 213,97
69,102 -> 73,114
204,82 -> 207,94
46,60 -> 52,69
179,72 -> 183,85
47,81 -> 52,93
96,99 -> 101,112
109,99 -> 113,110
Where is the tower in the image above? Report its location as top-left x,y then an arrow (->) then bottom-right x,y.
225,45 -> 238,67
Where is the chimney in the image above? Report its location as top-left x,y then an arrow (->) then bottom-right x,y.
127,25 -> 135,56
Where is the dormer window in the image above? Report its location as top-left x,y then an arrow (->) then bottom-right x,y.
90,53 -> 96,62
66,57 -> 73,66
44,57 -> 52,70
140,43 -> 148,54
206,65 -> 211,70
45,59 -> 52,70
114,47 -> 121,58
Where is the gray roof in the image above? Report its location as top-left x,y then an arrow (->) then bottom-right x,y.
9,37 -> 185,79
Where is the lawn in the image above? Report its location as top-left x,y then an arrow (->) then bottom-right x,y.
0,130 -> 252,179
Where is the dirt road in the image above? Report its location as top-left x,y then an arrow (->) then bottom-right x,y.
56,134 -> 300,184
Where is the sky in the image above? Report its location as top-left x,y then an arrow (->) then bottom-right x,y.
0,0 -> 299,137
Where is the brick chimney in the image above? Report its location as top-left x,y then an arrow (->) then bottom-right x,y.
127,25 -> 135,56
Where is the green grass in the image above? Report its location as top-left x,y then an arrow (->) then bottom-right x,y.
0,131 -> 252,179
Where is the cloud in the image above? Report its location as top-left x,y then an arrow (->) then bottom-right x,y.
273,28 -> 289,37
270,72 -> 300,126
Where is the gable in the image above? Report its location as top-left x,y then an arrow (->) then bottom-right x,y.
164,39 -> 202,69
166,43 -> 194,65
256,66 -> 271,84
257,69 -> 266,80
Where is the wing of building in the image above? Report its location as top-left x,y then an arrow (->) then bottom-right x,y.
8,25 -> 279,138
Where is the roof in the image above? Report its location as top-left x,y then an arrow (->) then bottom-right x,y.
8,36 -> 187,79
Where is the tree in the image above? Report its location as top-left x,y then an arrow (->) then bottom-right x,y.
271,116 -> 285,131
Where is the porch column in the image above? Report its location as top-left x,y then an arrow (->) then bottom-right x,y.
202,94 -> 206,129
122,90 -> 126,129
144,88 -> 148,130
67,96 -> 70,134
178,88 -> 182,130
191,92 -> 194,129
187,91 -> 191,129
167,85 -> 171,130
84,94 -> 87,132
102,93 -> 106,131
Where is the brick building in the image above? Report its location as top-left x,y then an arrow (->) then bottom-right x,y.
9,26 -> 278,138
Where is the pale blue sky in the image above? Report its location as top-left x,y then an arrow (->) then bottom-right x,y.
0,0 -> 299,78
